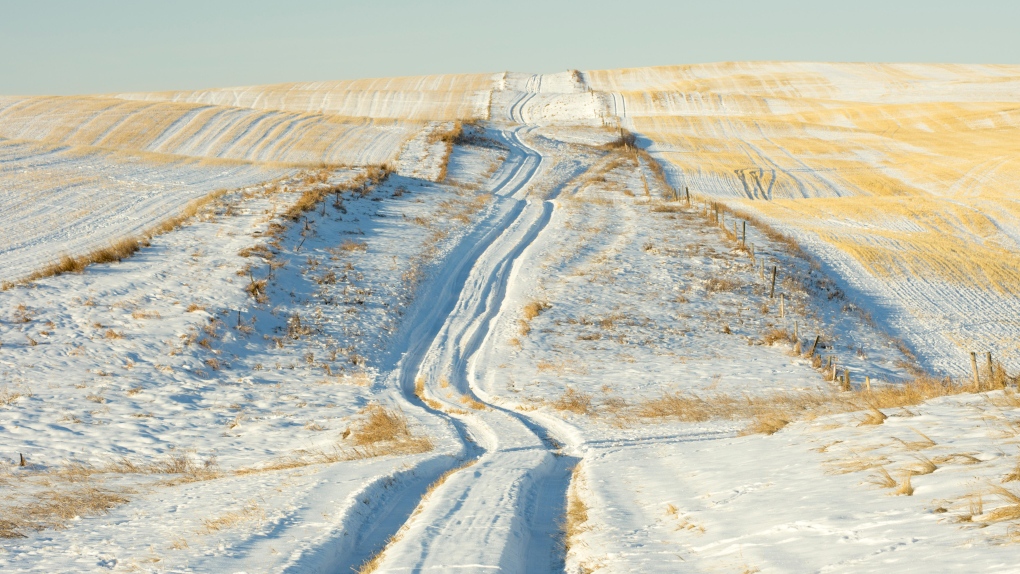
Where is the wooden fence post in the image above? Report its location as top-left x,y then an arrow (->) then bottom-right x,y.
769,266 -> 777,298
971,351 -> 981,390
808,335 -> 820,357
987,351 -> 995,386
685,186 -> 690,204
780,293 -> 785,318
741,221 -> 746,246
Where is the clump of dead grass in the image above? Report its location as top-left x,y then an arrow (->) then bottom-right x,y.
562,463 -> 590,550
552,388 -> 594,415
760,328 -> 793,346
202,500 -> 265,533
518,299 -> 551,336
705,276 -> 739,294
974,486 -> 1020,523
1,485 -> 131,538
350,404 -> 433,456
630,374 -> 984,435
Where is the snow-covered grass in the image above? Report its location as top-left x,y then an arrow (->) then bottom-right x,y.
576,62 -> 1020,376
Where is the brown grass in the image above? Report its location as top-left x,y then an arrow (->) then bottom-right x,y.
350,404 -> 434,456
282,165 -> 391,221
235,407 -> 432,476
976,486 -> 1020,523
631,374 -> 986,434
562,464 -> 590,550
552,388 -> 594,415
519,300 -> 551,336
0,387 -> 22,406
705,276 -> 739,293
459,395 -> 488,411
761,328 -> 793,346
2,486 -> 130,538
202,500 -> 265,533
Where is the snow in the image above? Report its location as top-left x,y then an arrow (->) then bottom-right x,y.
3,65 -> 1020,573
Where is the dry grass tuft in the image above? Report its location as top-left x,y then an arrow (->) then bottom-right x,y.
1004,460 -> 1020,483
351,404 -> 433,456
459,395 -> 488,411
760,328 -> 793,346
746,412 -> 790,435
629,373 -> 985,435
893,429 -> 937,451
522,300 -> 552,321
562,464 -> 590,548
552,388 -> 594,415
519,300 -> 551,336
859,407 -> 888,426
868,467 -> 898,488
894,473 -> 915,496
202,500 -> 265,533
2,486 -> 131,538
905,456 -> 938,476
0,387 -> 23,406
705,276 -> 739,293
975,486 -> 1020,523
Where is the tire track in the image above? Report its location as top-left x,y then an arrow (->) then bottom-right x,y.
363,122 -> 581,571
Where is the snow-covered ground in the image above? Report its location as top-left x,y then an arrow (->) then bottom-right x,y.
3,66 -> 1020,573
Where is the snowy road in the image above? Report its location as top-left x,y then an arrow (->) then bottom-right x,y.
365,107 -> 579,570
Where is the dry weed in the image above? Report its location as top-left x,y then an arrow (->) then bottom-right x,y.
760,328 -> 793,346
975,486 -> 1020,522
0,387 -> 23,406
202,500 -> 265,533
351,404 -> 433,456
859,407 -> 887,426
552,388 -> 594,415
563,464 -> 590,547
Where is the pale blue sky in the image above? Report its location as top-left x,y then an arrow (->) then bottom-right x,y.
1,0 -> 1017,95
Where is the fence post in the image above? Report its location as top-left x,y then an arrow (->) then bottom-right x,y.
987,351 -> 995,386
971,351 -> 981,390
780,293 -> 785,318
769,266 -> 777,298
741,221 -> 746,246
808,335 -> 820,357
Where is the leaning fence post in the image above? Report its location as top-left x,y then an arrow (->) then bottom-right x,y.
808,335 -> 820,357
971,351 -> 981,390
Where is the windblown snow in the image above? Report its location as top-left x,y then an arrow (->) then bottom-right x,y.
3,65 -> 1020,573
